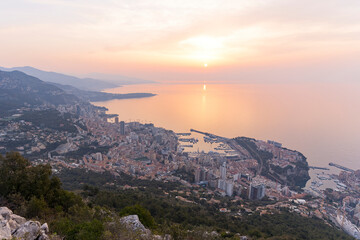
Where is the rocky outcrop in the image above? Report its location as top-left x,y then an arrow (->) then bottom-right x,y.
120,215 -> 151,237
0,207 -> 49,240
118,215 -> 172,240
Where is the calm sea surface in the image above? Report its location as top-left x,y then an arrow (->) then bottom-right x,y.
93,82 -> 360,174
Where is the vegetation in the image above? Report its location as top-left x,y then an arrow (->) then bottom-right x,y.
18,109 -> 78,133
0,70 -> 78,114
0,152 -> 354,239
119,204 -> 156,229
0,152 -> 104,239
61,167 -> 353,240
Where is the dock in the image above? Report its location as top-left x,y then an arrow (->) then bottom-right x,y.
176,133 -> 191,136
309,166 -> 330,171
190,129 -> 229,141
329,162 -> 354,172
190,129 -> 209,135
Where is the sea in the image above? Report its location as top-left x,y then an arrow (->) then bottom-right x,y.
93,82 -> 360,189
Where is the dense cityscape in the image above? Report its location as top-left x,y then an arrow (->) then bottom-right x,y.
1,96 -> 360,239
1,1 -> 360,238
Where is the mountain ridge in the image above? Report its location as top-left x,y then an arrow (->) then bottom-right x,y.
0,66 -> 118,91
0,70 -> 79,114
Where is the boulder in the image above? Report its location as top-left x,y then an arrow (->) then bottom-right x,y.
8,214 -> 27,231
0,207 -> 13,221
0,207 -> 50,240
41,223 -> 49,234
120,215 -> 151,236
12,221 -> 42,240
0,220 -> 12,240
38,233 -> 50,240
12,214 -> 27,225
8,219 -> 20,231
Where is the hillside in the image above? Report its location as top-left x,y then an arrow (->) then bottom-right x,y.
51,82 -> 156,102
0,152 -> 353,240
0,70 -> 79,114
0,66 -> 118,91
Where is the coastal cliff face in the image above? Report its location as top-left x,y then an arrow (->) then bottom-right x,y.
269,158 -> 310,188
235,137 -> 310,188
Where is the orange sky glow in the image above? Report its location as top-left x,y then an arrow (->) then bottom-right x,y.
1,0 -> 360,83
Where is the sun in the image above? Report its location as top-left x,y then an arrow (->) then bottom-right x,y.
204,63 -> 208,68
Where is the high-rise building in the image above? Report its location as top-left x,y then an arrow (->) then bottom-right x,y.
220,162 -> 227,180
225,181 -> 234,196
195,168 -> 201,183
115,117 -> 119,124
200,169 -> 206,181
120,121 -> 125,135
95,152 -> 103,162
233,173 -> 239,182
218,179 -> 226,190
249,183 -> 265,200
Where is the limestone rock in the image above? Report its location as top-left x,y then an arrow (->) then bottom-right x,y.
38,233 -> 50,240
8,219 -> 20,231
41,223 -> 49,234
120,215 -> 151,236
0,207 -> 50,240
0,207 -> 13,221
0,220 -> 12,240
12,221 -> 41,240
12,214 -> 27,225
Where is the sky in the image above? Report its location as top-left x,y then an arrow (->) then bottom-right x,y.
1,0 -> 360,83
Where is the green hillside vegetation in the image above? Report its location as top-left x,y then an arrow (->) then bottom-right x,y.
58,165 -> 353,239
18,109 -> 78,133
0,152 -> 354,240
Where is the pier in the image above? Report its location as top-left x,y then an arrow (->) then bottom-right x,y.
190,129 -> 229,141
176,133 -> 191,136
309,166 -> 330,170
329,162 -> 354,172
190,129 -> 209,135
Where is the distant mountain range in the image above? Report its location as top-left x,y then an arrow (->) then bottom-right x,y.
0,66 -> 118,91
0,70 -> 155,115
0,66 -> 155,92
0,70 -> 79,113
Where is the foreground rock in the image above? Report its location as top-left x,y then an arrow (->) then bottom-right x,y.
120,215 -> 151,237
0,207 -> 49,240
118,215 -> 172,240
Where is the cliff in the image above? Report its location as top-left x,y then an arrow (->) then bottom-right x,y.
235,137 -> 310,188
